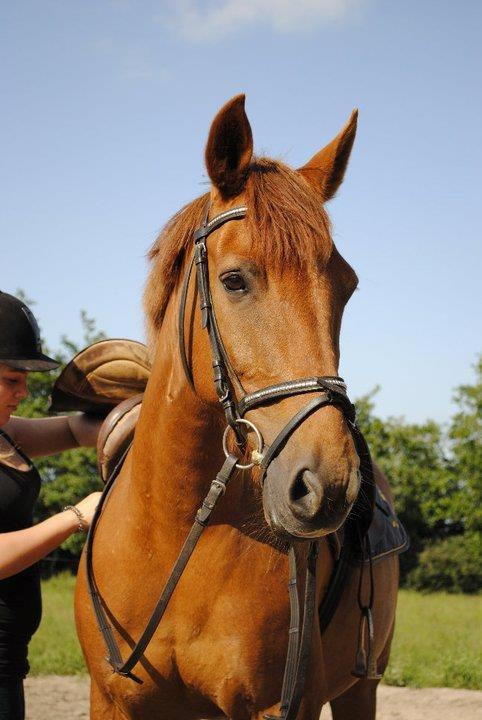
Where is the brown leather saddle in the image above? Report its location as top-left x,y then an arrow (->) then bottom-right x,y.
49,339 -> 151,416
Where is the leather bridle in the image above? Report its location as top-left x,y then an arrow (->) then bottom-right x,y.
179,203 -> 359,467
86,203 -> 375,720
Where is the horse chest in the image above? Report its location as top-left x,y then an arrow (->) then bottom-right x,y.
98,605 -> 290,720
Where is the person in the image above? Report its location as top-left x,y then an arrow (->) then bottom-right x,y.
0,291 -> 103,720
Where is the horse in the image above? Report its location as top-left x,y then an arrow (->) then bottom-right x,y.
75,95 -> 399,720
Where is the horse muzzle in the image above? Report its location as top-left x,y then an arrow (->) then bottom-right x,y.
262,456 -> 361,540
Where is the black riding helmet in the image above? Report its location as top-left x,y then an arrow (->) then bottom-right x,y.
0,291 -> 59,371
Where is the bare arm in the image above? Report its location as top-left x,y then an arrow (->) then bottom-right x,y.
4,414 -> 102,457
0,492 -> 102,580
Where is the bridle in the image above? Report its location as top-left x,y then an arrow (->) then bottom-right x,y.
86,202 -> 375,720
179,203 -> 358,470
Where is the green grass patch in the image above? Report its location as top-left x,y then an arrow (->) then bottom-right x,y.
29,573 -> 86,675
385,590 -> 482,689
30,576 -> 481,688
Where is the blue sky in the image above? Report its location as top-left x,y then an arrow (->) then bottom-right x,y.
1,1 -> 480,424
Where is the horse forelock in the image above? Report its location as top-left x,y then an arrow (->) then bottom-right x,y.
144,158 -> 333,347
245,157 -> 333,271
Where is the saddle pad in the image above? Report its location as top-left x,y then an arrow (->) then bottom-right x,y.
351,486 -> 409,564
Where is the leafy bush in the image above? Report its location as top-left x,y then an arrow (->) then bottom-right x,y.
407,533 -> 482,594
356,356 -> 482,588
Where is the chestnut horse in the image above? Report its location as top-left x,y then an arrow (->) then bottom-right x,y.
76,95 -> 399,719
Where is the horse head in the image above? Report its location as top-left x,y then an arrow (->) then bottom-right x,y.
145,95 -> 361,541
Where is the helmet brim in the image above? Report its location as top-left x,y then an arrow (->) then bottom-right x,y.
2,354 -> 60,372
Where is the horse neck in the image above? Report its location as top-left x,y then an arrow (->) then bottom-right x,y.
131,281 -> 334,591
130,299 -> 235,534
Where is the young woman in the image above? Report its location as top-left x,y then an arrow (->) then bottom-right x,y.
0,290 -> 102,719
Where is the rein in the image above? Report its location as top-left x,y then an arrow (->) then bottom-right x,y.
86,203 -> 375,719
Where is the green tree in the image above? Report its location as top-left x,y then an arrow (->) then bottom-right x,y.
448,356 -> 482,534
356,391 -> 458,578
356,357 -> 482,591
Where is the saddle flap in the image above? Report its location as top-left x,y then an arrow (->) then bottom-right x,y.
350,486 -> 409,564
97,394 -> 143,483
49,339 -> 151,416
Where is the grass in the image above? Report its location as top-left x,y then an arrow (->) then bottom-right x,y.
29,575 -> 481,688
29,573 -> 85,675
384,589 -> 482,689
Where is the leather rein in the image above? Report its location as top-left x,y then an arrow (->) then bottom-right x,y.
86,203 -> 375,720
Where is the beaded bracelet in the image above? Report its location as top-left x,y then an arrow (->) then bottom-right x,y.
63,505 -> 87,533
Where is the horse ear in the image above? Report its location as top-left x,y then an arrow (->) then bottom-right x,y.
298,110 -> 358,202
205,94 -> 253,198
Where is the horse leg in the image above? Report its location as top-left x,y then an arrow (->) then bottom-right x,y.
90,679 -> 123,720
253,700 -> 322,720
328,620 -> 394,720
328,678 -> 379,720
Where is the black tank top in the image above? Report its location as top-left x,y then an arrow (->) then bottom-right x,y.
0,430 -> 42,679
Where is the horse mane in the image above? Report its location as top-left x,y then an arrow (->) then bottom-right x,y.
144,157 -> 333,342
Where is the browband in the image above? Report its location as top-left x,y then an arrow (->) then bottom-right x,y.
193,206 -> 247,242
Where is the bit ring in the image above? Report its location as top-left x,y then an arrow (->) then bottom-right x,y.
222,419 -> 264,470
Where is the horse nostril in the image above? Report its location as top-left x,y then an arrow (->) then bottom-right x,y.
290,469 -> 311,503
287,467 -> 325,523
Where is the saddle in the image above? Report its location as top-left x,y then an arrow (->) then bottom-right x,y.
49,339 -> 148,480
97,394 -> 143,482
353,487 -> 409,565
49,339 -> 151,416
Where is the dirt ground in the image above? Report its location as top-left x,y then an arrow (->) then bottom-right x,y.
24,676 -> 482,720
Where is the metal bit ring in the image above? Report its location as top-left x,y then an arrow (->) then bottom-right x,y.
222,419 -> 264,470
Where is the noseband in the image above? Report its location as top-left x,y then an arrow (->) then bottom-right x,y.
86,203 -> 375,720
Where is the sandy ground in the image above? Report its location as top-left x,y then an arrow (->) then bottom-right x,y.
24,676 -> 482,720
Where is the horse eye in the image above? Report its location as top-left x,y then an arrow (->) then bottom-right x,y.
221,272 -> 247,293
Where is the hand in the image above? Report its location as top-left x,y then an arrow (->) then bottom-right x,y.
68,413 -> 104,448
74,492 -> 103,528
